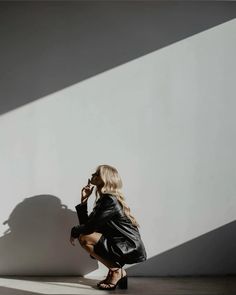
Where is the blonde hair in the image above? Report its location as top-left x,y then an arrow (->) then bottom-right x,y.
94,164 -> 140,228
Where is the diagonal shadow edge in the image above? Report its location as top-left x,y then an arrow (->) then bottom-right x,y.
0,1 -> 235,115
127,219 -> 236,276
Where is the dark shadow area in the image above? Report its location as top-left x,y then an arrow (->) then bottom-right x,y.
0,195 -> 97,275
0,1 -> 236,115
127,220 -> 236,276
0,287 -> 39,295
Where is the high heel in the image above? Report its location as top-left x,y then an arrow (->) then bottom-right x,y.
117,269 -> 128,289
98,268 -> 128,290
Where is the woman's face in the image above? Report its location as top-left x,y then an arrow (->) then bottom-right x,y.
90,170 -> 103,187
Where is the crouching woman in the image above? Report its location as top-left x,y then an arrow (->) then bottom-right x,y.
70,164 -> 147,290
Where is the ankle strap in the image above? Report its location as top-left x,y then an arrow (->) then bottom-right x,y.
109,267 -> 122,272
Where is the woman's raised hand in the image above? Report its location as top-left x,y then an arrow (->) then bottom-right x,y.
81,178 -> 94,204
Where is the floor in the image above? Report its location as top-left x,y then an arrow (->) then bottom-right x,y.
0,276 -> 235,295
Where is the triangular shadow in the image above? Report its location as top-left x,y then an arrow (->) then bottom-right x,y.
127,220 -> 236,276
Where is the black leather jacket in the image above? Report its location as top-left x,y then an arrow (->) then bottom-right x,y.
71,193 -> 147,265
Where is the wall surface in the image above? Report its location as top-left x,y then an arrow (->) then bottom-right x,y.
0,1 -> 235,276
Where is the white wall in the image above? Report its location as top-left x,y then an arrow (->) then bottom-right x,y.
0,2 -> 235,276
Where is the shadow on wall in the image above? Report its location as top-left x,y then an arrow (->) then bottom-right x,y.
0,1 -> 236,115
0,195 -> 235,277
0,195 -> 97,275
127,220 -> 236,276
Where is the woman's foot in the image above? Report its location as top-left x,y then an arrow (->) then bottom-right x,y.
96,269 -> 112,287
98,268 -> 127,290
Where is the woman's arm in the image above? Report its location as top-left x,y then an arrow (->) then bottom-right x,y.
75,202 -> 89,225
70,202 -> 89,239
70,178 -> 93,238
70,195 -> 119,238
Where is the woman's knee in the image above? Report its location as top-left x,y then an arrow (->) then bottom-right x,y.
78,232 -> 102,246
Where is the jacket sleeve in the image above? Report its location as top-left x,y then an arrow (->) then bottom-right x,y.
70,195 -> 119,238
75,202 -> 89,225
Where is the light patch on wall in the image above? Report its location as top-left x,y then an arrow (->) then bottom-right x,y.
0,18 -> 235,275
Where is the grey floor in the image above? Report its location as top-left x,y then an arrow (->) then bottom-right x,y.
0,276 -> 235,295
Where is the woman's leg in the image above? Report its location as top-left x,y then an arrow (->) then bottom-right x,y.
78,232 -> 118,269
78,232 -> 127,288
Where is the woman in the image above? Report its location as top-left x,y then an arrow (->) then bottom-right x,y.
70,164 -> 147,290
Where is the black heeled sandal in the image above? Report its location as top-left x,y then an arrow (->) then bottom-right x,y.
97,269 -> 112,287
98,268 -> 128,290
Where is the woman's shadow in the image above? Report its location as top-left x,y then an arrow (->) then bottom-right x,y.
0,194 -> 98,277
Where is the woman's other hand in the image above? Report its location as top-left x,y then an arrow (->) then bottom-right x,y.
81,178 -> 94,204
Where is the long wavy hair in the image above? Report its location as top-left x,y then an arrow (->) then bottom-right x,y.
93,164 -> 140,228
